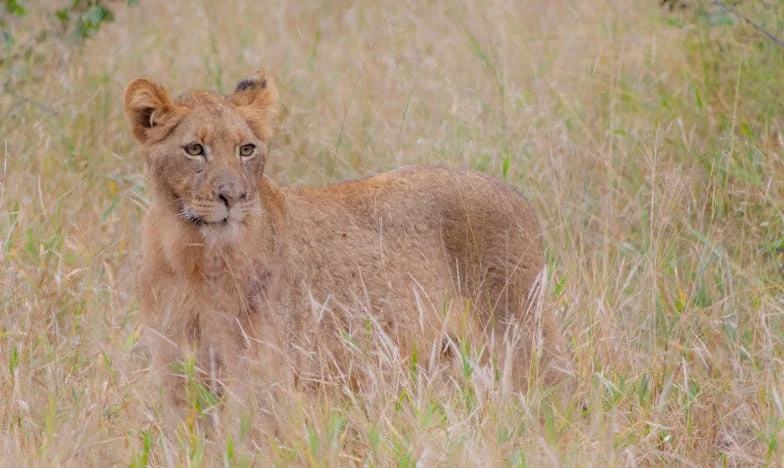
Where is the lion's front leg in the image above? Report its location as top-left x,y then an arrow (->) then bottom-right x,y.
138,283 -> 195,409
197,309 -> 246,395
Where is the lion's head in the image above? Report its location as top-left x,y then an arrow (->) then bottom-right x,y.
124,70 -> 278,238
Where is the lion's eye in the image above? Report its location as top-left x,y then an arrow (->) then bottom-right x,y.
183,143 -> 205,157
239,143 -> 256,159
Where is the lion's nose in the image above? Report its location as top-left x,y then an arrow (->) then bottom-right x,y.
216,180 -> 246,208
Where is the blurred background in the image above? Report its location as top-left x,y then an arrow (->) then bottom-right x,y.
1,0 -> 782,465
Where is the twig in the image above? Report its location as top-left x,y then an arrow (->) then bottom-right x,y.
712,0 -> 784,48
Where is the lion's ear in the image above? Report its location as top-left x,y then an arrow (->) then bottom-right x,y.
231,69 -> 279,141
124,78 -> 181,144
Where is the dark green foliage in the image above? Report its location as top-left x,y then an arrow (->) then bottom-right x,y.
0,0 -> 138,86
55,1 -> 118,40
1,0 -> 138,60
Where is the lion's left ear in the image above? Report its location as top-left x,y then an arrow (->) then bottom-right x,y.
231,69 -> 279,141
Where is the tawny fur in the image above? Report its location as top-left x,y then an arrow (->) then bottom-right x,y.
125,69 -> 573,405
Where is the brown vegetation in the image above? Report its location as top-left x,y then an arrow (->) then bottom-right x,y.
2,0 -> 782,465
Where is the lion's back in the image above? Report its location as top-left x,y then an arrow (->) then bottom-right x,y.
284,166 -> 543,314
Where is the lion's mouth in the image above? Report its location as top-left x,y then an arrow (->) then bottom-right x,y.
191,216 -> 229,227
179,208 -> 230,227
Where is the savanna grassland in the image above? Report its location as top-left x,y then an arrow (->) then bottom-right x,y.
1,0 -> 783,466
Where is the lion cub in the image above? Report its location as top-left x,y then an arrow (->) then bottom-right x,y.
125,69 -> 572,403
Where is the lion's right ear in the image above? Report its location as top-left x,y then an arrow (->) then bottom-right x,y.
124,78 -> 181,144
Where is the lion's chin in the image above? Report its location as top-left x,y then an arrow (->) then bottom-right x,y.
198,220 -> 241,244
180,206 -> 248,243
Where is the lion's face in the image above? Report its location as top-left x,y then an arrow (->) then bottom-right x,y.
146,95 -> 266,229
124,71 -> 278,237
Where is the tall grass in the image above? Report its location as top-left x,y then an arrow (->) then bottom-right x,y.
1,0 -> 782,465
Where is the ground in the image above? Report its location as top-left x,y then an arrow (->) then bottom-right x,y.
1,0 -> 782,465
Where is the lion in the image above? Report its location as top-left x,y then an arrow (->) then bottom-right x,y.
124,69 -> 573,408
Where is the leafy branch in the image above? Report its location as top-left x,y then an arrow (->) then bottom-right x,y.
711,0 -> 784,48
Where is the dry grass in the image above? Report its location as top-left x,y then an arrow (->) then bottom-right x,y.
1,0 -> 783,465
